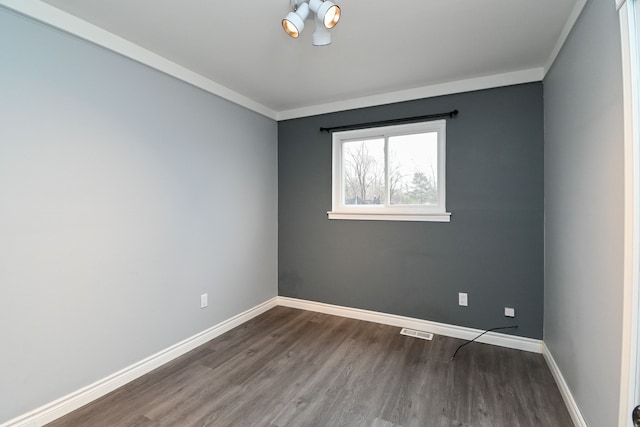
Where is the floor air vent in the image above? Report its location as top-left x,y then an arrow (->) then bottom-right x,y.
400,328 -> 434,340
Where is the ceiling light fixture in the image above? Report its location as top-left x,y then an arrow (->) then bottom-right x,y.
282,2 -> 309,38
308,0 -> 340,29
282,0 -> 341,46
312,15 -> 331,46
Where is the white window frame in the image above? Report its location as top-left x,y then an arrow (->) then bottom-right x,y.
328,120 -> 451,222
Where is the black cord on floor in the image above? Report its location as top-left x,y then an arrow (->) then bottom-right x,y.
450,325 -> 518,360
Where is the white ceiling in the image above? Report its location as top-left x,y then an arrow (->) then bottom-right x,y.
7,0 -> 581,119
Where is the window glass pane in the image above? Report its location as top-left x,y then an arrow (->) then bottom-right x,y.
388,132 -> 438,205
342,138 -> 385,205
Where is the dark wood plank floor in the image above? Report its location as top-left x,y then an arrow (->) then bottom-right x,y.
47,307 -> 573,427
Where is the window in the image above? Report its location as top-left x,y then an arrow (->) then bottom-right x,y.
328,120 -> 450,222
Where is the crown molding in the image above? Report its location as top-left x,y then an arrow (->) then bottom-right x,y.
3,0 -> 580,122
543,0 -> 588,76
0,0 -> 278,120
276,68 -> 545,121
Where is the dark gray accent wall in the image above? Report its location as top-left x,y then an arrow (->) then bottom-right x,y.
543,0 -> 624,424
279,83 -> 544,339
1,8 -> 277,424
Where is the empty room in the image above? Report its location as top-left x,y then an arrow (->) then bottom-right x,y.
1,0 -> 637,426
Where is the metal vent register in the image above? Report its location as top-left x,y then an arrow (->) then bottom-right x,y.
400,328 -> 434,340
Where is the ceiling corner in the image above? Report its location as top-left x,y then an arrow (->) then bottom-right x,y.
542,0 -> 588,77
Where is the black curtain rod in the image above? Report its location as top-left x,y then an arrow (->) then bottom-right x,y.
320,109 -> 459,133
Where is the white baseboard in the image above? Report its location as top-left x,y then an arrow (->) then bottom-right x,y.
542,343 -> 587,427
4,296 -> 570,427
276,296 -> 543,353
1,297 -> 279,427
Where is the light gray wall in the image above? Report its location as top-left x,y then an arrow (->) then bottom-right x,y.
543,0 -> 624,425
279,83 -> 544,339
0,8 -> 277,423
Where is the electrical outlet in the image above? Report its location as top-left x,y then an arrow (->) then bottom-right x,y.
200,293 -> 208,309
458,292 -> 468,306
505,307 -> 515,317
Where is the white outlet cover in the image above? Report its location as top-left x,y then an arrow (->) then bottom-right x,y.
458,292 -> 468,306
505,307 -> 515,317
200,293 -> 208,309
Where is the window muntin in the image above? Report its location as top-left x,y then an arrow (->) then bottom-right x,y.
329,120 -> 450,222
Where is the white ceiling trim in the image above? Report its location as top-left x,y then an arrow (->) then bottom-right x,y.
0,0 -> 278,120
3,0 -> 576,122
543,0 -> 588,75
276,68 -> 545,121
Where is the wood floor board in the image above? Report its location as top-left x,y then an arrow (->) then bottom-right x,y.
47,306 -> 573,427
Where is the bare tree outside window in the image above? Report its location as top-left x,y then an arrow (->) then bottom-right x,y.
342,133 -> 438,206
389,132 -> 438,205
343,138 -> 384,205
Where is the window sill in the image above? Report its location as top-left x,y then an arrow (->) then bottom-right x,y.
327,211 -> 451,222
